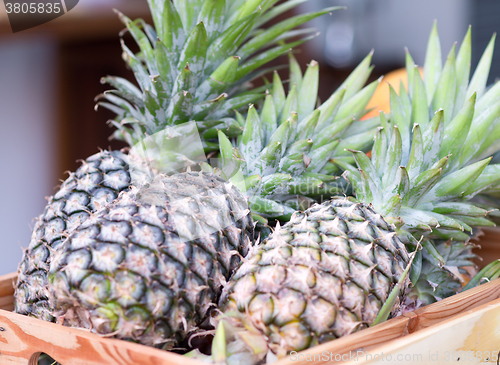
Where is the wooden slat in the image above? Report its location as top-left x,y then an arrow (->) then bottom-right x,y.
0,272 -> 17,298
0,304 -> 14,312
0,295 -> 14,311
407,276 -> 500,332
473,227 -> 500,268
0,309 -> 203,365
0,273 -> 17,311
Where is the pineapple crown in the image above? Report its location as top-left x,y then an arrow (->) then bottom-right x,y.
214,53 -> 379,222
405,24 -> 500,165
342,23 -> 500,246
96,0 -> 341,147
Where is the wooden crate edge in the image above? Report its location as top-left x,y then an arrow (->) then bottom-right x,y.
0,308 -> 203,365
274,278 -> 500,364
341,295 -> 500,365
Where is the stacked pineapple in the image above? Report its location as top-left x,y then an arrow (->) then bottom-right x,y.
14,0 -> 500,362
186,24 -> 500,364
39,49 -> 379,352
16,0 -> 378,352
43,21 -> 381,353
48,171 -> 254,347
15,0 -> 337,326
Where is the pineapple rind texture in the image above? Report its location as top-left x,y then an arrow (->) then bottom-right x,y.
15,151 -> 134,321
220,198 -> 410,355
47,171 -> 253,347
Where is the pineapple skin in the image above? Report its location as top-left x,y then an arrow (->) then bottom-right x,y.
15,150 -> 135,321
46,171 -> 253,348
220,198 -> 410,354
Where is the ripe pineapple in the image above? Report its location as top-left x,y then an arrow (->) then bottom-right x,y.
16,150 -> 135,321
216,199 -> 411,363
48,171 -> 254,348
191,25 -> 500,363
15,0 -> 337,321
214,52 -> 380,224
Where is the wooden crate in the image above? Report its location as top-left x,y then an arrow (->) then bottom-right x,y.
2,229 -> 500,364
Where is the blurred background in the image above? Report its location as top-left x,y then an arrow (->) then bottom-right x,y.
0,0 -> 499,275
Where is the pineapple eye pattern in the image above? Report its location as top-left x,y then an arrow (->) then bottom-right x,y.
43,171 -> 254,348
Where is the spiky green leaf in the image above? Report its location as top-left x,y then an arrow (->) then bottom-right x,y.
196,56 -> 239,101
431,44 -> 456,124
454,26 -> 471,114
466,33 -> 496,100
411,67 -> 429,128
297,60 -> 319,121
432,157 -> 491,200
440,93 -> 476,170
239,105 -> 264,163
423,22 -> 442,104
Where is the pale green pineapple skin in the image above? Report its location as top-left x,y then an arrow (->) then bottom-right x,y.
15,150 -> 134,321
47,171 -> 253,348
220,198 -> 410,354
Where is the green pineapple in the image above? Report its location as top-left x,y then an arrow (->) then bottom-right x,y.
188,24 -> 500,363
16,150 -> 136,321
214,199 -> 412,363
334,23 -> 500,305
382,23 -> 500,302
15,0 -> 336,322
47,171 -> 254,348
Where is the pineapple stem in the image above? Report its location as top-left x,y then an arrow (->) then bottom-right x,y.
212,320 -> 227,364
371,240 -> 421,326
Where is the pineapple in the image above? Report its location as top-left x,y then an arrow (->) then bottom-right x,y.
15,0 -> 337,322
46,170 -> 254,348
35,34 -> 377,353
35,44 -> 379,351
16,150 -> 136,321
189,25 -> 500,363
215,199 -> 411,363
377,23 -> 500,303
